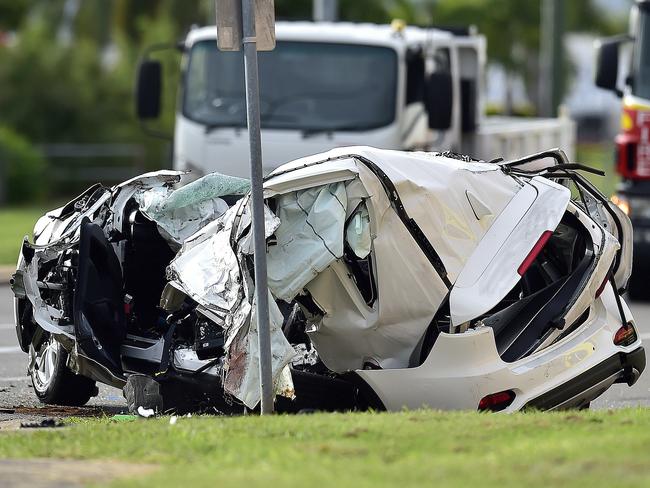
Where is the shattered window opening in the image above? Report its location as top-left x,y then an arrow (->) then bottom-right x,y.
343,201 -> 377,306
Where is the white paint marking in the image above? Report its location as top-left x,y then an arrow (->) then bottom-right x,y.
0,323 -> 14,330
0,346 -> 21,354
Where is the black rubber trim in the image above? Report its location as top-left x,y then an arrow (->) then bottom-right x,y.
524,346 -> 645,410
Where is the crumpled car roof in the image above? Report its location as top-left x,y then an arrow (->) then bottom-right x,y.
265,146 -> 522,282
167,146 -> 526,406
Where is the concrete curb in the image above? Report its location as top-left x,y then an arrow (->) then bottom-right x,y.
0,266 -> 14,285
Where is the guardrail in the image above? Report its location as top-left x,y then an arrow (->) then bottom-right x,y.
39,143 -> 148,184
472,111 -> 577,162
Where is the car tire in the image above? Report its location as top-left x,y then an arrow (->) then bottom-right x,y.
30,335 -> 98,406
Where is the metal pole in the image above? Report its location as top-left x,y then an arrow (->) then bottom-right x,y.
313,0 -> 338,22
539,0 -> 564,117
240,0 -> 274,414
539,0 -> 553,117
551,0 -> 565,115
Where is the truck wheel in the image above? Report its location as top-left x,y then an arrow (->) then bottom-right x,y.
31,336 -> 98,406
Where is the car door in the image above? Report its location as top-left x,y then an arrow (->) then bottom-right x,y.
73,219 -> 127,375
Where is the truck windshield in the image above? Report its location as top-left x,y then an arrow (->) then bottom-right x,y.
183,40 -> 398,132
632,7 -> 650,100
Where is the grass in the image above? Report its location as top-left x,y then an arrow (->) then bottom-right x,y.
0,205 -> 50,266
1,409 -> 650,488
576,142 -> 619,197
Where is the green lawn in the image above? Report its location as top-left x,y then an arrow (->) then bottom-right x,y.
0,205 -> 49,265
1,409 -> 650,488
576,142 -> 619,197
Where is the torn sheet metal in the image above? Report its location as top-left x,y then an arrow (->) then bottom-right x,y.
236,203 -> 282,256
20,247 -> 74,339
167,198 -> 293,408
260,148 -> 525,372
167,201 -> 248,313
224,289 -> 296,408
267,182 -> 347,302
305,164 -> 447,371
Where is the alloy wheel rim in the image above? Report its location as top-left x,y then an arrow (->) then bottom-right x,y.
32,338 -> 58,392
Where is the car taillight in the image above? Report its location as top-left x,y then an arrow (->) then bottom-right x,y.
614,322 -> 638,347
517,230 -> 553,276
478,390 -> 516,412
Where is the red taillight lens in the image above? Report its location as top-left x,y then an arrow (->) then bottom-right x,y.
517,230 -> 553,276
614,322 -> 638,347
478,390 -> 516,412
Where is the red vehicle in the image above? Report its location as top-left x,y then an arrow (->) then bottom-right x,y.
596,0 -> 650,297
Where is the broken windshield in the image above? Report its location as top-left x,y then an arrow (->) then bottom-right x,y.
183,40 -> 398,132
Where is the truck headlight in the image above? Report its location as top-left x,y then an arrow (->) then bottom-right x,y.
611,194 -> 630,216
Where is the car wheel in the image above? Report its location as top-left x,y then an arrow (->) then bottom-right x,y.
30,336 -> 98,406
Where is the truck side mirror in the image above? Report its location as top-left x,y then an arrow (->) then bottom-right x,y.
136,60 -> 162,119
425,72 -> 453,131
594,36 -> 630,97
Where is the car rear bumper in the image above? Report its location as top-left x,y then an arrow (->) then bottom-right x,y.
524,346 -> 645,410
356,286 -> 642,411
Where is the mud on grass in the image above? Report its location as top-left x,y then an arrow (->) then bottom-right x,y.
1,408 -> 650,488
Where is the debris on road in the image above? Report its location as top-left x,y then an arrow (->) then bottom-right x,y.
136,406 -> 155,418
19,418 -> 63,429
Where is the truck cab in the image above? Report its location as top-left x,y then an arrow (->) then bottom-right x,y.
137,21 -> 574,179
139,22 -> 483,178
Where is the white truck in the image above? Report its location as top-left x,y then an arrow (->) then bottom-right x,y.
135,21 -> 575,178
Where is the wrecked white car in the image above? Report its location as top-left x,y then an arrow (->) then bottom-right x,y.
10,146 -> 646,413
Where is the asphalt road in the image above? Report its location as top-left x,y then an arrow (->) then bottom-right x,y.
0,285 -> 127,417
1,285 -> 650,414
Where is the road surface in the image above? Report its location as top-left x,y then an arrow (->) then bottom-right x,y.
1,285 -> 649,414
0,285 -> 126,417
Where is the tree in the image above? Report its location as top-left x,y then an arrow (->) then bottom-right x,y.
0,0 -> 31,31
403,0 -> 627,114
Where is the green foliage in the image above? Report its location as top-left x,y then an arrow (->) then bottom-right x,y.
275,0 -> 391,22
0,203 -> 51,263
0,0 -> 31,30
0,126 -> 47,204
0,22 -> 131,143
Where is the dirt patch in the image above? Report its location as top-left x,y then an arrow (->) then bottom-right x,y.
9,405 -> 115,418
0,458 -> 157,488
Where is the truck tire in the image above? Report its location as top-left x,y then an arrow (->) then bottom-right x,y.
30,335 -> 98,406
